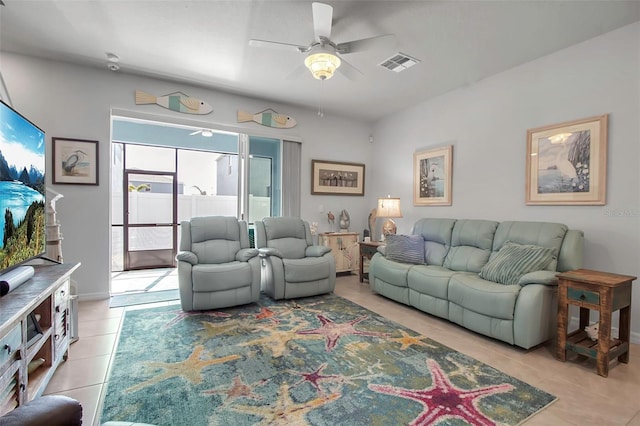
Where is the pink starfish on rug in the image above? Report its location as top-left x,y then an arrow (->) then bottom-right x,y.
297,314 -> 389,351
369,359 -> 514,426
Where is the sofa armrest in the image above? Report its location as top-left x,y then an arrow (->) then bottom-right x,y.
236,248 -> 259,262
518,270 -> 558,286
258,247 -> 284,258
0,395 -> 83,426
305,245 -> 331,257
176,251 -> 198,265
377,245 -> 387,256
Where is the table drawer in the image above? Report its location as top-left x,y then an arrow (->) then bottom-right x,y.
0,324 -> 21,370
54,280 -> 70,305
567,287 -> 600,305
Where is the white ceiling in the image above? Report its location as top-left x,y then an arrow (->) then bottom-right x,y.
1,1 -> 639,122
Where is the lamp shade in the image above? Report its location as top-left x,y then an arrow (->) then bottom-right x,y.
304,48 -> 341,80
376,197 -> 402,218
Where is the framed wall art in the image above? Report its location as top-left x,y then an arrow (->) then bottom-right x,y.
413,145 -> 453,206
526,114 -> 607,205
52,137 -> 99,185
311,160 -> 365,196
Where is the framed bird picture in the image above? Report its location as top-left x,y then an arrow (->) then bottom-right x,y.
525,115 -> 607,205
52,137 -> 99,185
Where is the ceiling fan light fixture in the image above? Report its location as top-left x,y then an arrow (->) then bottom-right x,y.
304,50 -> 341,80
201,129 -> 213,137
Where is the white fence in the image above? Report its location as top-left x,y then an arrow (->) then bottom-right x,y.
111,193 -> 270,271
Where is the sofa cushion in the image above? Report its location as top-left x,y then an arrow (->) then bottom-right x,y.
192,262 -> 252,291
282,257 -> 330,282
444,219 -> 498,273
385,234 -> 425,264
479,241 -> 555,285
407,265 -> 460,299
448,274 -> 522,320
411,218 -> 455,266
492,221 -> 566,271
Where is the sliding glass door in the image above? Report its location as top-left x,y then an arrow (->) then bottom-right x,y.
110,118 -> 289,280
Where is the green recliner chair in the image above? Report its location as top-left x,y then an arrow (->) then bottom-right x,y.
176,216 -> 260,311
255,217 -> 336,300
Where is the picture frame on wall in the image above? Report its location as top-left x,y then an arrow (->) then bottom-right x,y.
52,137 -> 99,185
525,114 -> 607,205
413,145 -> 453,206
311,159 -> 365,196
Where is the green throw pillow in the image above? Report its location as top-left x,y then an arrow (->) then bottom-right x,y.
479,241 -> 555,285
385,234 -> 425,265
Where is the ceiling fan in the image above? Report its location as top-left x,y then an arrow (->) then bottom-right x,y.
249,2 -> 395,81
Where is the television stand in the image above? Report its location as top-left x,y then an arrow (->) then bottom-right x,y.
0,262 -> 80,415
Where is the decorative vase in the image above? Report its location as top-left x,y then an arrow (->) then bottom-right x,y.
339,209 -> 350,231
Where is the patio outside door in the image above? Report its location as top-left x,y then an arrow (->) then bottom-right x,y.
124,171 -> 177,270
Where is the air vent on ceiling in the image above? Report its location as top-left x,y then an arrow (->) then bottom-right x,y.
379,52 -> 420,73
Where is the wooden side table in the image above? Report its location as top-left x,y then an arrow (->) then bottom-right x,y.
556,269 -> 636,377
359,241 -> 383,282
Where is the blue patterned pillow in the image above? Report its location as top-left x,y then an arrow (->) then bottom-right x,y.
385,234 -> 425,265
479,241 -> 555,285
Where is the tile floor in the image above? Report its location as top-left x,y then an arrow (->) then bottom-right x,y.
44,274 -> 640,426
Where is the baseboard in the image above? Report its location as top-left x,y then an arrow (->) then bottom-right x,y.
569,316 -> 640,345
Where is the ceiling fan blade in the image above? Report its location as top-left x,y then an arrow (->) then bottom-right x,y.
285,63 -> 310,80
249,39 -> 307,53
337,57 -> 363,81
312,2 -> 333,41
189,130 -> 201,136
337,34 -> 396,54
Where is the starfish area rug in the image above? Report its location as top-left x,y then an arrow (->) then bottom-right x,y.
100,294 -> 556,425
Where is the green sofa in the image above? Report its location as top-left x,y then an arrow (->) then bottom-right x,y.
368,219 -> 584,349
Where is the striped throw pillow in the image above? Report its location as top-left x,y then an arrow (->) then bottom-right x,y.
385,234 -> 425,265
479,241 -> 555,285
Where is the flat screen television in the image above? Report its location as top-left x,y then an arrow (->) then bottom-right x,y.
0,99 -> 46,276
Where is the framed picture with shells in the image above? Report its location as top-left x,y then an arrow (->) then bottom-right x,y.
311,160 -> 365,196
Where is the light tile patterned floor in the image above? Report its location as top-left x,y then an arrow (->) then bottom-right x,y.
45,274 -> 640,426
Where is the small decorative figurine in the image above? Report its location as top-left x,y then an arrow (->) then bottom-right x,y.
585,322 -> 599,341
327,211 -> 335,229
339,209 -> 350,231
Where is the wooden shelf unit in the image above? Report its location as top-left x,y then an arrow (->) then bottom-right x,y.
0,263 -> 80,415
556,268 -> 636,377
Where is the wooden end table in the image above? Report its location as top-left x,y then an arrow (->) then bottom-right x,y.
556,269 -> 636,377
359,241 -> 383,282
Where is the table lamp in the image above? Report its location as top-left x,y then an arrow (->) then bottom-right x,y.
376,196 -> 402,238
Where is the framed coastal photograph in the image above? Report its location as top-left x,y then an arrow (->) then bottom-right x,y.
413,145 -> 452,206
526,115 -> 607,205
311,160 -> 365,196
52,137 -> 99,185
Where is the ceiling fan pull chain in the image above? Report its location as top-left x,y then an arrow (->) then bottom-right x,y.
317,80 -> 325,118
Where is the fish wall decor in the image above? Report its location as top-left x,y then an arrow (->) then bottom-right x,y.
237,109 -> 297,128
135,91 -> 213,115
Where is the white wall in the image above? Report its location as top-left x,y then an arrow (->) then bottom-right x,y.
371,22 -> 640,340
0,53 -> 373,299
